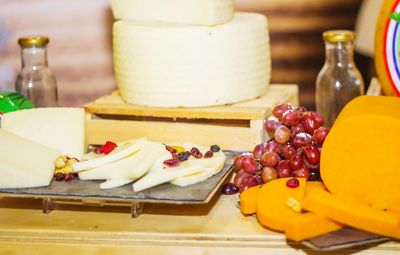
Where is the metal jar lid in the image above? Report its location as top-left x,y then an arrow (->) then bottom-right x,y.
18,36 -> 49,47
323,30 -> 356,43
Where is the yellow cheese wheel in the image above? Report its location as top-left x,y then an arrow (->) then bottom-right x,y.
334,96 -> 400,124
321,114 -> 400,209
375,0 -> 400,96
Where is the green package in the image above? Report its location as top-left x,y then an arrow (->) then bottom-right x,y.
0,91 -> 35,114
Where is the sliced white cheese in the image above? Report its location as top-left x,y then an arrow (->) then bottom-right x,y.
132,164 -> 204,192
73,138 -> 147,172
111,0 -> 234,26
99,178 -> 133,189
170,150 -> 226,186
1,107 -> 85,159
78,141 -> 164,181
0,129 -> 60,188
113,12 -> 271,107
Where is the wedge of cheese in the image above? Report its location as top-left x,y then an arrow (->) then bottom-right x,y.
111,0 -> 234,26
78,141 -> 166,189
0,129 -> 60,188
113,12 -> 271,107
1,107 -> 85,159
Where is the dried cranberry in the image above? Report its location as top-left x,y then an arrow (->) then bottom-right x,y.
286,178 -> 300,188
190,147 -> 203,158
177,151 -> 190,161
204,151 -> 213,158
64,173 -> 74,181
55,172 -> 65,181
163,158 -> 181,167
210,145 -> 220,152
102,141 -> 117,154
93,147 -> 103,154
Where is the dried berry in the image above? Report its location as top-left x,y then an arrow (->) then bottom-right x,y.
93,146 -> 103,154
64,173 -> 74,181
210,145 -> 220,152
163,158 -> 181,167
204,151 -> 213,158
55,172 -> 65,181
286,178 -> 300,188
102,141 -> 117,155
177,151 -> 190,161
190,147 -> 203,158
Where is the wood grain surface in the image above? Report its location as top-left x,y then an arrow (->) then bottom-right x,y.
0,0 -> 362,109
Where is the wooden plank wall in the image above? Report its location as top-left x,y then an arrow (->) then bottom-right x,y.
0,0 -> 362,108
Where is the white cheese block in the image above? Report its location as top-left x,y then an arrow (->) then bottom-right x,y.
111,0 -> 234,26
0,129 -> 60,188
113,12 -> 271,107
1,108 -> 85,159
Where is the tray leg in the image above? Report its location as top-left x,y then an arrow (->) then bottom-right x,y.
42,197 -> 55,214
131,201 -> 144,218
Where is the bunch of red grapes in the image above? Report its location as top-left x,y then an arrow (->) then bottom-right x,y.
233,104 -> 330,193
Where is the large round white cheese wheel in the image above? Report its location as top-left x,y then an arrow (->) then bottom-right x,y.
111,0 -> 234,26
113,12 -> 271,108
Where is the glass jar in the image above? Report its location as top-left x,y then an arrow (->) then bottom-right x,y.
15,36 -> 58,107
316,30 -> 364,127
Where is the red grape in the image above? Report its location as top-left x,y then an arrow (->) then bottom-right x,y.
274,125 -> 291,144
286,178 -> 300,188
253,143 -> 267,160
303,157 -> 320,171
301,111 -> 324,134
303,144 -> 320,164
241,156 -> 258,174
282,110 -> 301,127
289,153 -> 304,170
261,151 -> 280,167
308,170 -> 320,181
261,167 -> 278,183
290,123 -> 306,139
265,139 -> 280,154
277,160 -> 292,178
292,166 -> 310,179
279,143 -> 296,159
239,176 -> 259,193
294,106 -> 307,114
312,127 -> 330,147
234,169 -> 252,188
221,183 -> 239,195
233,155 -> 244,169
264,118 -> 280,137
273,104 -> 294,120
292,132 -> 312,149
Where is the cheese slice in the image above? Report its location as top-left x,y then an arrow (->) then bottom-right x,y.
111,0 -> 234,26
1,107 -> 85,159
113,12 -> 271,107
0,129 -> 60,188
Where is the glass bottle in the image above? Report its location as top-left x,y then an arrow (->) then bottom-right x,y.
15,36 -> 58,107
316,30 -> 364,127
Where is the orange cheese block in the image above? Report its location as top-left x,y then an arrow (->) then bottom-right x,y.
386,203 -> 400,214
321,114 -> 400,209
255,178 -> 342,241
240,185 -> 262,215
302,187 -> 400,239
334,96 -> 400,124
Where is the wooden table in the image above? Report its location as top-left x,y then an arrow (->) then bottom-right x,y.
0,193 -> 399,255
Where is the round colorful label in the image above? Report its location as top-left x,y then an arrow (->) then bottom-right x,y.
383,0 -> 400,95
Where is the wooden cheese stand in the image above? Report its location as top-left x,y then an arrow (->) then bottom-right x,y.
0,84 -> 399,254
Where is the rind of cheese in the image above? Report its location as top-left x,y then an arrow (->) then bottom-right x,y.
111,0 -> 234,26
321,114 -> 400,209
0,129 -> 60,188
113,12 -> 271,107
302,187 -> 400,239
1,107 -> 85,159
